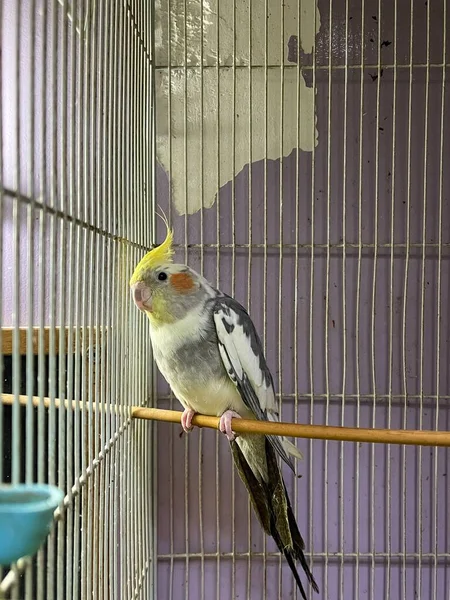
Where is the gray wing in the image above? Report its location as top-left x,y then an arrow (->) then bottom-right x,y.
212,296 -> 295,472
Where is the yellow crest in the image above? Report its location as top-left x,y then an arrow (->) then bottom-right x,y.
129,220 -> 174,286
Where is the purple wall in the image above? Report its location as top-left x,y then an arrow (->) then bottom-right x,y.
155,0 -> 450,598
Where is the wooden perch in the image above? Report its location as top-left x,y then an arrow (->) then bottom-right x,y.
3,395 -> 449,447
131,407 -> 450,448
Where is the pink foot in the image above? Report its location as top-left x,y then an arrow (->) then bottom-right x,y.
181,408 -> 196,433
219,410 -> 241,442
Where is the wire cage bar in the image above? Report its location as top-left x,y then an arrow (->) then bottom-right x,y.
1,1 -> 156,598
154,0 -> 450,599
1,1 -> 449,600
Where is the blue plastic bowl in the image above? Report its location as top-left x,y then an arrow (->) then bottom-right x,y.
0,484 -> 64,565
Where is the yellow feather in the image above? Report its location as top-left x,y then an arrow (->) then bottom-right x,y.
129,218 -> 174,285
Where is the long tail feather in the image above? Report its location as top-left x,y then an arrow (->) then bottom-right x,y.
230,439 -> 319,597
283,548 -> 308,600
283,481 -> 319,592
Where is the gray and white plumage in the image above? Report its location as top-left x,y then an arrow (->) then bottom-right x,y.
213,295 -> 303,471
130,255 -> 318,598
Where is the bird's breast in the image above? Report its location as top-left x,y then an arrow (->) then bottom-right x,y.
149,309 -> 253,417
175,377 -> 247,416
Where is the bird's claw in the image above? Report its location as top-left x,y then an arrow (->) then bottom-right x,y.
219,410 -> 241,442
181,408 -> 196,433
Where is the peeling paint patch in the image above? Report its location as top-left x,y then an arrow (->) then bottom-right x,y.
155,0 -> 321,215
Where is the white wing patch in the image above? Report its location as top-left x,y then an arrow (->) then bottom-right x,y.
214,305 -> 275,414
213,297 -> 303,466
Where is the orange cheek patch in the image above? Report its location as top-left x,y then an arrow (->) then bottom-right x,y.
170,272 -> 195,292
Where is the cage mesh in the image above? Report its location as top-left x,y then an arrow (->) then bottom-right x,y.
1,1 -> 450,599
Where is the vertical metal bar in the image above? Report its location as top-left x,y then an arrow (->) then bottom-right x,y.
137,2 -> 145,579
166,1 -> 175,598
182,2 -> 190,598
340,0 -> 350,596
95,2 -> 106,596
433,2 -> 447,598
401,4 -> 415,598
128,6 -> 135,592
262,1 -> 269,593
73,5 -> 85,599
46,2 -> 60,597
111,4 -> 121,596
146,6 -> 154,594
108,37 -> 116,600
121,11 -> 129,599
65,2 -> 76,595
355,2 -> 366,596
133,3 -> 141,595
308,0 -> 318,586
79,0 -> 89,596
111,189 -> 120,600
417,3 -> 431,597
293,2 -> 301,598
136,44 -> 142,582
215,3 -> 221,599
182,2 -> 188,250
137,1 -> 144,590
324,0 -> 333,594
8,8 -> 21,587
149,0 -> 158,592
12,0 -> 22,493
198,2 -> 206,599
57,2 -> 69,598
246,3 -> 253,596
277,3 -> 285,596
87,1 -> 98,595
38,3 -> 49,593
108,232 -> 122,597
116,9 -> 125,599
370,2 -> 382,598
101,2 -> 112,596
231,1 -> 237,594
387,0 -> 399,595
123,8 -> 131,598
25,1 -> 37,500
84,7 -> 94,600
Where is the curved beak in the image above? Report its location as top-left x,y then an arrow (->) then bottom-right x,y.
131,282 -> 152,313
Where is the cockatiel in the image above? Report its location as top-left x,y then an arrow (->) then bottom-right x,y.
130,224 -> 319,599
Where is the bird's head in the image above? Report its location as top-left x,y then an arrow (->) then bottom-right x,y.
129,224 -> 205,324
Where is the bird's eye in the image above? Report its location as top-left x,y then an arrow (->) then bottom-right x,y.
158,272 -> 168,281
